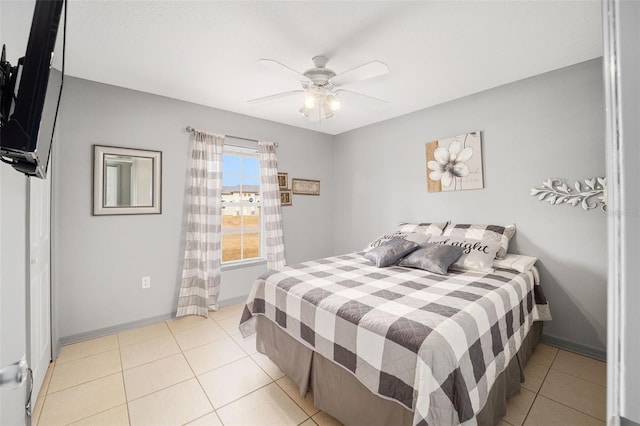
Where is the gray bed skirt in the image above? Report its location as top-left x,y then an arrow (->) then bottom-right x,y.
255,316 -> 543,426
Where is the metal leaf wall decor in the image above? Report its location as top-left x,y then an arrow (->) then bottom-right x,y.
530,177 -> 607,212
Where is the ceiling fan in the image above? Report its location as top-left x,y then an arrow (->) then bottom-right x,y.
247,55 -> 389,121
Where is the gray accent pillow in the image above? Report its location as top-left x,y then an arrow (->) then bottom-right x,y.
398,243 -> 464,275
364,239 -> 420,268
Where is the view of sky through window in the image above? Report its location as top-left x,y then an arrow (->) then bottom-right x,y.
222,155 -> 260,187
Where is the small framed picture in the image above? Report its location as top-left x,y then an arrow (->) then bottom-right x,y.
292,178 -> 320,196
280,189 -> 292,206
277,172 -> 288,189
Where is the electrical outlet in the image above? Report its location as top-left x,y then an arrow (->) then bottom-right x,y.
142,276 -> 151,289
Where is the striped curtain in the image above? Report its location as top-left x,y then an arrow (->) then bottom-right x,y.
176,131 -> 225,317
258,141 -> 286,269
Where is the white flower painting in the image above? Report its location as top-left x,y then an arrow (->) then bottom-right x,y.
426,131 -> 484,192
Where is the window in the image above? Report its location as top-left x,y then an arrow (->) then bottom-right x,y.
221,147 -> 262,263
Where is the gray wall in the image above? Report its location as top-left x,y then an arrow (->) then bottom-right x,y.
333,59 -> 607,355
54,60 -> 607,357
53,77 -> 334,340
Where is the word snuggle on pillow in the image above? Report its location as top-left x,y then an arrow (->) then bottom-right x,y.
429,236 -> 501,273
364,231 -> 430,252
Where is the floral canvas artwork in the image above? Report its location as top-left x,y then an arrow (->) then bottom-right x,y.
426,131 -> 484,192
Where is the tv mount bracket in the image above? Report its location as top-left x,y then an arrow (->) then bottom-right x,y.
0,44 -> 21,126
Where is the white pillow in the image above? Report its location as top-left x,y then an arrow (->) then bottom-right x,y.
404,232 -> 431,246
442,223 -> 516,259
492,253 -> 538,273
397,222 -> 448,237
429,236 -> 501,273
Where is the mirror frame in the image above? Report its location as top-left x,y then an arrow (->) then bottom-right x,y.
93,145 -> 162,215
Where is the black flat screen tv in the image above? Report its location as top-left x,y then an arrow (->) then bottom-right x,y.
0,0 -> 64,179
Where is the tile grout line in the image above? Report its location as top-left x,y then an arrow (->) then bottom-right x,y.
537,348 -> 607,421
170,317 -> 241,352
32,367 -> 50,426
42,357 -> 122,424
55,335 -> 120,366
273,377 -> 319,418
33,395 -> 44,426
547,365 -> 607,388
249,352 -> 286,381
117,321 -> 172,348
172,317 -> 223,332
175,311 -> 283,416
188,317 -> 284,423
33,361 -> 54,425
521,348 -> 559,425
181,410 -> 221,426
531,395 -> 607,424
121,332 -> 178,350
173,318 -> 220,426
45,350 -> 122,395
521,391 -> 540,425
121,350 -> 182,373
177,333 -> 231,353
53,344 -> 126,425
120,330 -> 186,371
213,381 -> 276,412
115,334 -> 132,426
126,323 -> 205,425
48,309 -> 244,426
212,315 -> 309,417
187,351 -> 252,377
63,403 -> 128,426
547,348 -> 607,387
127,376 -> 198,405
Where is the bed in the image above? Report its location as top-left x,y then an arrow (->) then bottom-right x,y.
239,251 -> 550,426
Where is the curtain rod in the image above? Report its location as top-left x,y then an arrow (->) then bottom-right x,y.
185,126 -> 279,147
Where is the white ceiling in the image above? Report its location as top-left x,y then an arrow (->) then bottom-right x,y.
10,1 -> 604,135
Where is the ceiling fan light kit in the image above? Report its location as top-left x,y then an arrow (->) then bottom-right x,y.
299,82 -> 342,121
249,55 -> 388,121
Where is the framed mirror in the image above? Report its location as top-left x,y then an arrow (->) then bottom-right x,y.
93,145 -> 162,215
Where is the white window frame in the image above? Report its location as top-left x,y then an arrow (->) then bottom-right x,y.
221,146 -> 266,267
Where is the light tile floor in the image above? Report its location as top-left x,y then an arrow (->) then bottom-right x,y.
33,304 -> 606,426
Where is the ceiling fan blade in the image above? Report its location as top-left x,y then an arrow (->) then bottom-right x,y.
332,60 -> 389,87
247,90 -> 304,104
258,59 -> 307,79
336,89 -> 387,110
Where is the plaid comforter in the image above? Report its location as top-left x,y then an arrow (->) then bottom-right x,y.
239,253 -> 550,425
